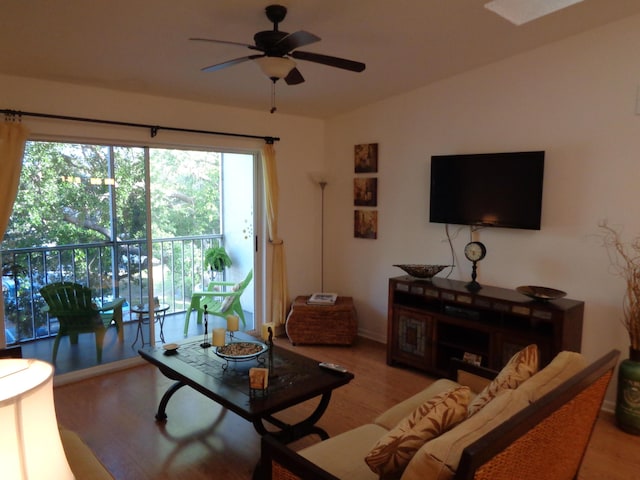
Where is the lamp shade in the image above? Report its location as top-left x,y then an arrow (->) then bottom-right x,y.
0,359 -> 74,480
254,56 -> 296,79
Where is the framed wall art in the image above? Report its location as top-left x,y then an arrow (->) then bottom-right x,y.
354,177 -> 377,207
354,143 -> 378,173
354,210 -> 378,239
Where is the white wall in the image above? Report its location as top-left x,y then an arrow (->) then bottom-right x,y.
0,74 -> 325,324
324,14 -> 640,406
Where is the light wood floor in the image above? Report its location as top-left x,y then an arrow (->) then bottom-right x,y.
53,336 -> 640,480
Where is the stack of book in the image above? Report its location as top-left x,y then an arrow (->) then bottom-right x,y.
307,293 -> 338,305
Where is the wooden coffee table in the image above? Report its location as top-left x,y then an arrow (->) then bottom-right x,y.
138,332 -> 354,444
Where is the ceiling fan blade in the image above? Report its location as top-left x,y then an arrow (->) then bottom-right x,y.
284,67 -> 305,85
291,50 -> 366,72
201,55 -> 263,73
275,30 -> 320,53
190,37 -> 259,51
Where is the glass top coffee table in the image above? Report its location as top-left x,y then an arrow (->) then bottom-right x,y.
138,332 -> 354,444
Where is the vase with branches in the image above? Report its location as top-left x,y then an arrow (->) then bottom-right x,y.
600,220 -> 640,435
600,221 -> 640,352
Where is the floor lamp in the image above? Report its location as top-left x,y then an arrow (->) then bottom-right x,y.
311,172 -> 328,292
319,179 -> 327,292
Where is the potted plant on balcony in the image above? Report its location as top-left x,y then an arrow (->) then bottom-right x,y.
600,221 -> 640,435
204,246 -> 232,280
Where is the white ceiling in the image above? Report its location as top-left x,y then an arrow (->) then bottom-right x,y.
2,0 -> 640,118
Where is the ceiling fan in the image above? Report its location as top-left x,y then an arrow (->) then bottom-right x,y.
190,4 -> 366,86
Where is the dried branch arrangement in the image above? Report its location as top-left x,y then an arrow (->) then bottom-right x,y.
600,221 -> 640,350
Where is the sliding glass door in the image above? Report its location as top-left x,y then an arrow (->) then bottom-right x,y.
2,140 -> 256,366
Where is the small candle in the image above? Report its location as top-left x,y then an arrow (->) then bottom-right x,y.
212,328 -> 226,347
261,322 -> 274,342
226,315 -> 239,332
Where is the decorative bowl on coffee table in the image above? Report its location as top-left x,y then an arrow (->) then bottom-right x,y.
214,340 -> 268,370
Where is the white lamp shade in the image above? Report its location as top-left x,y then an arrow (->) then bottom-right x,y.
254,56 -> 296,79
0,359 -> 75,480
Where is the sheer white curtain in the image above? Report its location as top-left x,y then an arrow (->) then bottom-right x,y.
261,143 -> 289,328
0,121 -> 29,348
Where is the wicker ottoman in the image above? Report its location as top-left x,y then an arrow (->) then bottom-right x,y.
286,296 -> 358,345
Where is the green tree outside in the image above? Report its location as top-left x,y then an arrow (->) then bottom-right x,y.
2,140 -> 223,341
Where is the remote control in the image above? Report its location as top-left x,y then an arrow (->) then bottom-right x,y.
319,362 -> 348,373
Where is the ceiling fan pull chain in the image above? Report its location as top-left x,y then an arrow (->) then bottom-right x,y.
270,79 -> 277,114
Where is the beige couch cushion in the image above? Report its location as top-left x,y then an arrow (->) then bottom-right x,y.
299,423 -> 387,480
365,386 -> 470,476
375,379 -> 460,430
517,350 -> 586,402
467,344 -> 538,416
401,389 -> 530,480
59,428 -> 114,480
455,369 -> 492,395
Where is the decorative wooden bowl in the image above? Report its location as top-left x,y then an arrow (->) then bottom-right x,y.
393,264 -> 450,279
516,285 -> 567,301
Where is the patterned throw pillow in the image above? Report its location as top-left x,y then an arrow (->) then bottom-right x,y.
221,295 -> 235,312
466,344 -> 539,417
365,385 -> 470,477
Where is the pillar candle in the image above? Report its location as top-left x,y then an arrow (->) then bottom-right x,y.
261,322 -> 274,342
212,328 -> 226,346
226,315 -> 239,332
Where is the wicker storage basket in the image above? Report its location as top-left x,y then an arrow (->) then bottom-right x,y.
285,296 -> 358,345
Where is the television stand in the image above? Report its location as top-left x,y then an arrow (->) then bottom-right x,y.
387,276 -> 583,376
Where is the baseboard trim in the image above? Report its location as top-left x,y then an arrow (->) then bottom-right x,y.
357,328 -> 386,344
53,356 -> 145,387
601,399 -> 615,413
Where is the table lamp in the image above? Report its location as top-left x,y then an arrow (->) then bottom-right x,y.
0,358 -> 74,479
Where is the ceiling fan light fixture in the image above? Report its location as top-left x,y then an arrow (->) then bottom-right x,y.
255,56 -> 296,80
484,0 -> 584,25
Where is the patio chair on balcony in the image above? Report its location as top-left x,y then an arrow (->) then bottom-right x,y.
40,282 -> 125,364
184,269 -> 253,336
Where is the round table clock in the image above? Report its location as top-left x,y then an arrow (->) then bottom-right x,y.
464,241 -> 486,291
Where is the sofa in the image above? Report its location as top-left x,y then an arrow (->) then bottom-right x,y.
260,347 -> 619,480
60,428 -> 114,479
0,345 -> 113,480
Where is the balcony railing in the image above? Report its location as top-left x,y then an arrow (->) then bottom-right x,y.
2,234 -> 223,344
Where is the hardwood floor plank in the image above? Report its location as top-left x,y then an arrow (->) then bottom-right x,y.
53,336 -> 640,479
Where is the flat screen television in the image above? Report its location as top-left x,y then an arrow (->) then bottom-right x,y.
429,151 -> 545,230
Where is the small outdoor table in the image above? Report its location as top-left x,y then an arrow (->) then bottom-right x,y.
130,303 -> 170,347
